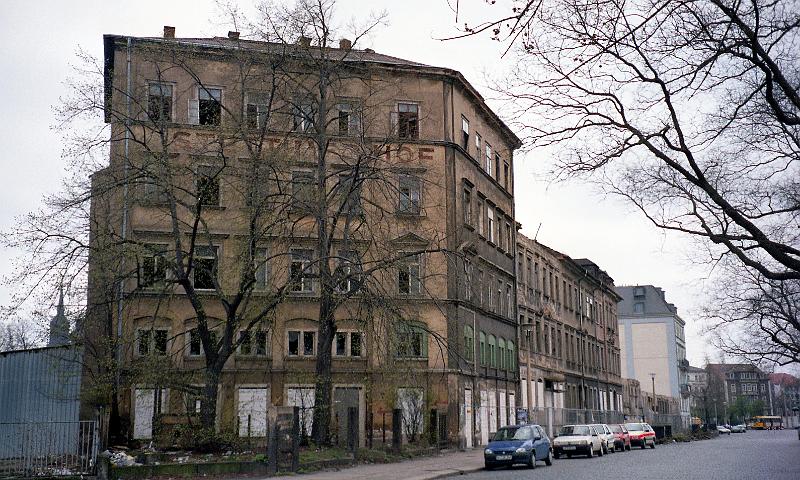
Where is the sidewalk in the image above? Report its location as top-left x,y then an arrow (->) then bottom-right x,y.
281,449 -> 484,480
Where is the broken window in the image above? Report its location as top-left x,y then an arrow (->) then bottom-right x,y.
148,83 -> 173,122
198,87 -> 222,126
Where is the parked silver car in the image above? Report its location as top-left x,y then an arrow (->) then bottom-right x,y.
589,424 -> 616,453
552,424 -> 604,458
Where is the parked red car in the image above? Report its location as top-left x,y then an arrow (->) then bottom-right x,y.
624,422 -> 656,449
609,424 -> 632,451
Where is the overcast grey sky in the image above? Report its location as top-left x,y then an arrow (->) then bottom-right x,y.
0,0 -> 711,364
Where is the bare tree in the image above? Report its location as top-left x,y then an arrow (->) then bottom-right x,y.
448,0 -> 800,363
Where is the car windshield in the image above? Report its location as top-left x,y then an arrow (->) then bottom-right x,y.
493,426 -> 533,441
625,423 -> 645,431
559,425 -> 590,436
609,425 -> 622,433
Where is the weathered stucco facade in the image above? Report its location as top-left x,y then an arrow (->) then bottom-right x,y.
87,29 -> 520,447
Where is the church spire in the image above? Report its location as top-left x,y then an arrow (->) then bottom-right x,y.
48,285 -> 70,347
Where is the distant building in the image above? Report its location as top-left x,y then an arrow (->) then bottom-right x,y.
769,373 -> 799,427
706,363 -> 774,417
615,285 -> 690,427
622,378 -> 643,419
686,365 -> 708,413
48,289 -> 70,347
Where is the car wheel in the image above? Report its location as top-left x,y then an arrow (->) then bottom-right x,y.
567,454 -> 572,458
545,449 -> 553,466
528,452 -> 536,469
626,444 -> 631,451
598,445 -> 603,457
587,446 -> 594,458
641,442 -> 646,449
650,440 -> 656,449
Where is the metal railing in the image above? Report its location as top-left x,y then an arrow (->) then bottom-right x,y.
0,421 -> 98,477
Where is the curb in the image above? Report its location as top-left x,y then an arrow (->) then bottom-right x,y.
427,466 -> 484,480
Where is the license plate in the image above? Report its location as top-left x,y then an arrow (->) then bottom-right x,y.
496,455 -> 512,460
563,446 -> 577,450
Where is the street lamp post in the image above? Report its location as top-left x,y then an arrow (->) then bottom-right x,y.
650,373 -> 657,416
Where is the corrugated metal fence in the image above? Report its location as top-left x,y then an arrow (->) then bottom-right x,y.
0,421 -> 98,477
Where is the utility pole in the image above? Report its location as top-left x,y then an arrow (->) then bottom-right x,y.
650,373 -> 657,415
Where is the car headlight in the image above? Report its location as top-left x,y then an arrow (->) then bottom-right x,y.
515,447 -> 527,453
484,448 -> 493,455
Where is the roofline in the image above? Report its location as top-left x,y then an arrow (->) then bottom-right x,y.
0,343 -> 78,357
103,34 -> 522,150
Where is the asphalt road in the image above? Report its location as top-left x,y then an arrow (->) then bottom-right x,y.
459,429 -> 800,480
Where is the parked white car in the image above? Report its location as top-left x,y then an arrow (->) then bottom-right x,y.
589,424 -> 616,453
552,424 -> 604,458
717,425 -> 731,435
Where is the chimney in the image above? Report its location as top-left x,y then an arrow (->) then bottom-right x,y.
163,26 -> 175,39
228,31 -> 240,40
364,48 -> 375,53
297,36 -> 312,47
339,38 -> 352,50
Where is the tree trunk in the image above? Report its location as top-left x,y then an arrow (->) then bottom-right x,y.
312,294 -> 336,445
200,368 -> 221,430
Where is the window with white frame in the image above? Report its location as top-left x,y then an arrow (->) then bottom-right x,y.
290,249 -> 314,293
485,143 -> 493,175
195,87 -> 222,126
292,98 -> 315,132
246,92 -> 271,129
398,174 -> 421,214
137,328 -> 168,356
333,331 -> 363,357
147,83 -> 173,122
395,102 -> 419,139
398,253 -> 422,295
461,116 -> 470,150
336,102 -> 361,135
335,250 -> 361,294
487,207 -> 495,243
139,244 -> 168,289
287,330 -> 316,357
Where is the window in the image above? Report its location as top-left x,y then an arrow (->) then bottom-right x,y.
396,103 -> 419,139
498,337 -> 506,370
633,286 -> 645,297
485,143 -> 493,175
461,116 -> 470,150
196,165 -> 220,206
488,334 -> 496,367
293,99 -> 315,132
507,340 -> 515,371
336,173 -> 362,215
633,302 -> 644,314
137,328 -> 168,356
494,152 -> 501,180
142,175 -> 169,204
475,132 -> 482,160
398,174 -> 421,214
477,197 -> 484,234
336,102 -> 361,135
398,253 -> 422,295
290,249 -> 315,293
291,170 -> 315,212
193,246 -> 218,290
239,330 -> 268,356
148,83 -> 173,122
198,87 -> 222,126
479,331 -> 487,365
506,284 -> 513,318
396,323 -> 427,358
246,92 -> 270,129
335,250 -> 361,294
463,189 -> 472,225
505,223 -> 512,253
254,247 -> 268,289
140,244 -> 168,288
287,330 -> 316,357
333,331 -> 362,357
503,161 -> 510,190
189,328 -> 218,357
464,258 -> 472,302
487,207 -> 495,243
464,325 -> 474,362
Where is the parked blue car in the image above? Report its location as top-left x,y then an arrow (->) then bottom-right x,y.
484,424 -> 553,469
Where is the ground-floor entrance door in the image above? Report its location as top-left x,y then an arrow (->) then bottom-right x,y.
133,388 -> 167,439
334,387 -> 361,447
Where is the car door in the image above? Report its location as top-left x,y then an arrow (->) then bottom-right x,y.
534,426 -> 547,459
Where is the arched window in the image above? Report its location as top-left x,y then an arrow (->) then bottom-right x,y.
488,335 -> 496,368
498,338 -> 506,370
396,321 -> 428,358
507,341 -> 515,371
464,325 -> 474,362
